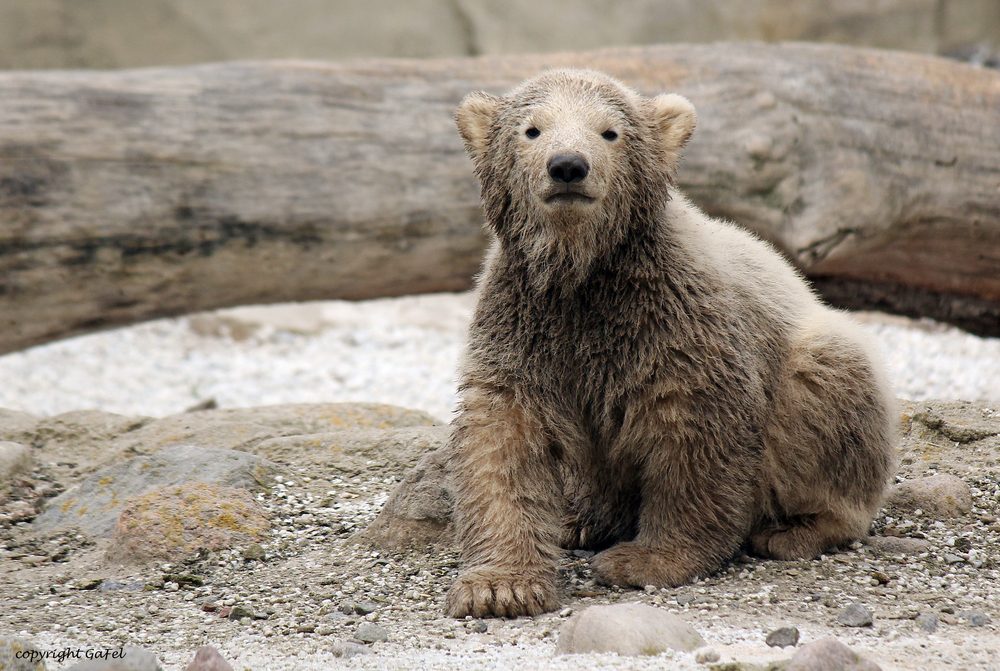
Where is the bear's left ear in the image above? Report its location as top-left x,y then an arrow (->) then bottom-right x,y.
650,93 -> 697,166
455,91 -> 502,162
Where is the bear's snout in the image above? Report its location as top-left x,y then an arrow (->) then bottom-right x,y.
547,154 -> 589,184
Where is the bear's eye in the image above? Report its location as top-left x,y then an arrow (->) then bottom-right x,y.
525,127 -> 540,139
602,129 -> 619,141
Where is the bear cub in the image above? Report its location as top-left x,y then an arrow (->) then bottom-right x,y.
445,69 -> 896,619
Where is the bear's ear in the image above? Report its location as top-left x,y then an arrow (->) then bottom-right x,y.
455,91 -> 502,161
650,93 -> 697,166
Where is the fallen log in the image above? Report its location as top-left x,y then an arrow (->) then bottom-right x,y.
1,43 -> 998,354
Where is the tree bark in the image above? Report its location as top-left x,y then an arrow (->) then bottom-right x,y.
2,43 -> 998,354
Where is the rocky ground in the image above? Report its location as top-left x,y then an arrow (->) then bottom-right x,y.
1,396 -> 999,671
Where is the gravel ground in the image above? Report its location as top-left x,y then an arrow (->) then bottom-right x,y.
2,293 -> 1000,671
0,293 -> 998,421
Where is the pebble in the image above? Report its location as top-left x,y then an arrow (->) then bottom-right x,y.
227,604 -> 255,621
242,544 -> 266,561
766,626 -> 800,647
837,603 -> 874,627
355,623 -> 389,643
914,613 -> 939,632
787,638 -> 882,671
470,620 -> 488,633
332,641 -> 374,658
958,610 -> 991,626
557,603 -> 705,656
184,646 -> 233,671
354,601 -> 378,615
694,646 -> 720,663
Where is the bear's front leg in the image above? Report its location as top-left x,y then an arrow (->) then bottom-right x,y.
445,386 -> 563,618
592,437 -> 755,588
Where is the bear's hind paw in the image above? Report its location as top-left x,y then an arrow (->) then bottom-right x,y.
592,542 -> 700,588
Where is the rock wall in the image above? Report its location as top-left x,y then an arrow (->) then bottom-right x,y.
1,0 -> 999,70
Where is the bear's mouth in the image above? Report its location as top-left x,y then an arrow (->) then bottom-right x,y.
544,190 -> 594,205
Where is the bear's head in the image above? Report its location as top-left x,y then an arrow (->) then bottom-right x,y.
455,69 -> 696,282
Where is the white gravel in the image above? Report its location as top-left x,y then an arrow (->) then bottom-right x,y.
1,293 -> 998,421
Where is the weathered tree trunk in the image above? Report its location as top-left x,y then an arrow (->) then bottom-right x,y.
1,43 -> 998,354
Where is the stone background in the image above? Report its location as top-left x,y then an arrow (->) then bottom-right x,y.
1,0 -> 998,70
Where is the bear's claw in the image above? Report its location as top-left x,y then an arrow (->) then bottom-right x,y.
445,568 -> 558,618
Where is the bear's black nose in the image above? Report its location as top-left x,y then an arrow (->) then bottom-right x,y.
547,155 -> 589,184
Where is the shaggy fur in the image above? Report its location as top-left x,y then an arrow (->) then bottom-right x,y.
444,69 -> 896,619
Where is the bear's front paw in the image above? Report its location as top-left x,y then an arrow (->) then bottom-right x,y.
592,542 -> 697,588
445,567 -> 558,618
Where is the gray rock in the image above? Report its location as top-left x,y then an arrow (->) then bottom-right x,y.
787,638 -> 882,671
556,603 -> 705,656
0,441 -> 32,483
837,603 -> 873,627
766,626 -> 800,647
354,622 -> 389,643
470,620 -> 488,633
34,445 -> 283,538
912,402 -> 1000,443
254,425 -> 448,473
888,474 -> 972,519
0,636 -> 46,671
958,610 -> 991,627
914,613 -> 939,632
865,535 -> 931,555
354,601 -> 378,615
65,647 -> 161,671
184,647 -> 233,671
361,444 -> 455,550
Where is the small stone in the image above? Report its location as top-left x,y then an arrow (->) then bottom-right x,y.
888,474 -> 972,519
694,646 -> 720,663
470,620 -> 488,633
227,604 -> 254,621
766,626 -> 800,648
870,571 -> 890,585
866,536 -> 930,555
944,554 -> 964,564
340,601 -> 356,615
787,638 -> 882,671
354,601 -> 378,615
958,610 -> 991,627
557,603 -> 705,656
559,607 -> 573,617
332,641 -> 373,658
184,646 -> 233,671
201,599 -> 218,613
675,592 -> 695,606
914,613 -> 939,633
242,544 -> 266,561
296,623 -> 316,633
354,623 -> 389,643
837,603 -> 873,627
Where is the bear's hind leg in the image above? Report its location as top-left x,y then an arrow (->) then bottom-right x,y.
757,312 -> 896,560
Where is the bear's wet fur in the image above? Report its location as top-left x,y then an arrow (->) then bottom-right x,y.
445,69 -> 896,618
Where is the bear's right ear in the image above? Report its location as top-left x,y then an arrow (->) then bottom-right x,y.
455,91 -> 502,161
